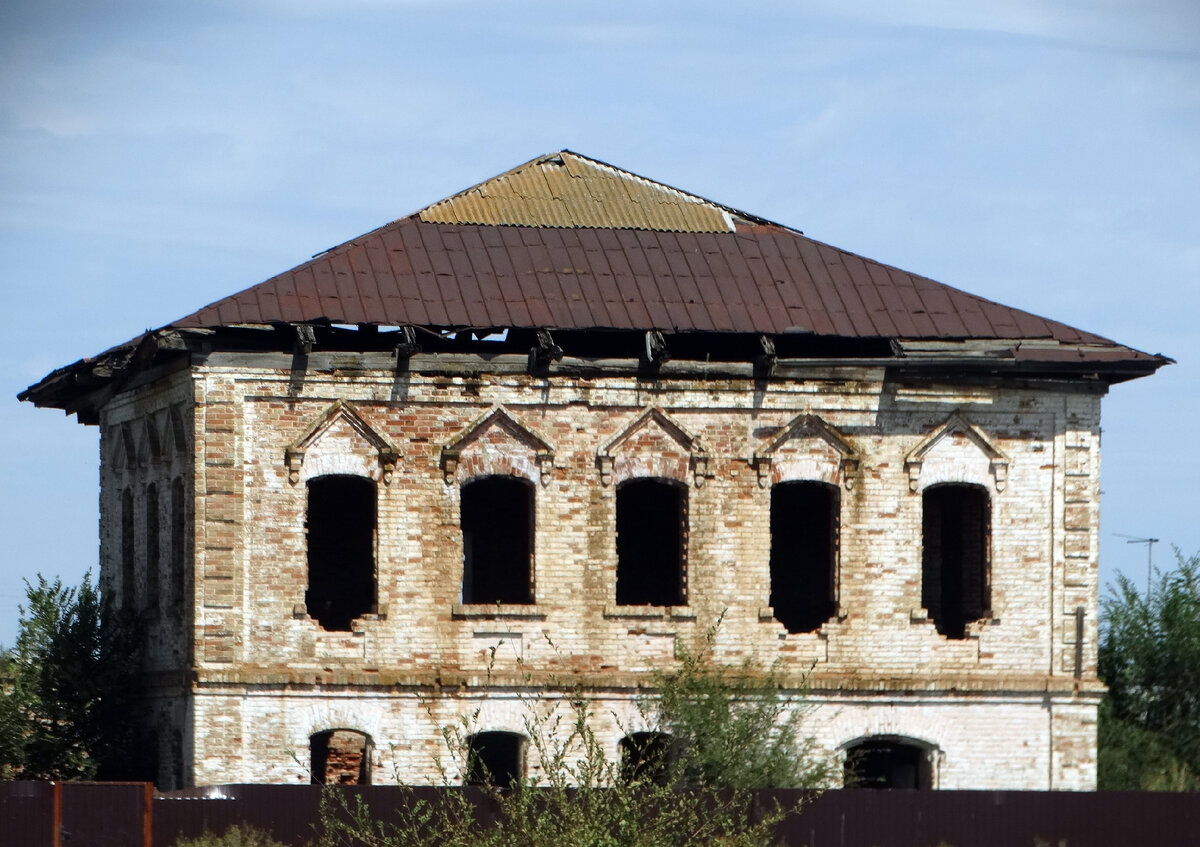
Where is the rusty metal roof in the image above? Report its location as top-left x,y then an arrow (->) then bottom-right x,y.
168,216 -> 1124,347
418,151 -> 742,232
20,150 -> 1169,418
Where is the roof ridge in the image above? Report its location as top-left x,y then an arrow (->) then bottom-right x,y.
552,149 -> 784,229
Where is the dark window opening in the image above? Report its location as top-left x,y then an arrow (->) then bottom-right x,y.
844,738 -> 933,789
461,476 -> 534,605
616,479 -> 686,606
770,481 -> 838,633
168,728 -> 184,791
171,477 -> 186,612
306,476 -> 376,631
145,483 -> 160,611
922,484 -> 990,639
121,488 -> 135,610
133,727 -> 160,785
620,732 -> 678,785
310,729 -> 373,785
465,731 -> 526,787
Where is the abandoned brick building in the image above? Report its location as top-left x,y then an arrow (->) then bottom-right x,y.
21,151 -> 1167,790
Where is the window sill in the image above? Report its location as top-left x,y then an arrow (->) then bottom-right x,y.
603,604 -> 695,621
452,604 -> 546,620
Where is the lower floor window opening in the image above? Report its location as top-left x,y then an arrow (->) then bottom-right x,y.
465,731 -> 526,787
844,737 -> 933,789
619,732 -> 677,785
310,729 -> 373,785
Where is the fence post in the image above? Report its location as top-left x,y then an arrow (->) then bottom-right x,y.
52,781 -> 62,847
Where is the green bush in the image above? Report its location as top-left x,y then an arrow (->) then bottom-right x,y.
171,824 -> 295,847
316,617 -> 828,847
646,618 -> 833,790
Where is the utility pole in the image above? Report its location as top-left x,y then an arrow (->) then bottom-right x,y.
1113,533 -> 1159,594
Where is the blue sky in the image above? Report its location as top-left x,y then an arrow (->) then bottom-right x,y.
2,0 -> 1197,645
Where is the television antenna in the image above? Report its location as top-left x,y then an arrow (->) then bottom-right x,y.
1113,533 -> 1158,594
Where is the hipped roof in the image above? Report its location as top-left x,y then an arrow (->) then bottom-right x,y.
171,151 -> 1120,343
21,150 -> 1169,418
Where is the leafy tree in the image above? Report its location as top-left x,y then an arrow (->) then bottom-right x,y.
1098,549 -> 1200,790
0,572 -> 142,780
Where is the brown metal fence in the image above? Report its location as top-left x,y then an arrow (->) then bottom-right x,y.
2,782 -> 1198,847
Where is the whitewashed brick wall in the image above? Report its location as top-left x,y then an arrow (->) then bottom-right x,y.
98,356 -> 1104,789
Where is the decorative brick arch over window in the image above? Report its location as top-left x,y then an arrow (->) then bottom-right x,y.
439,405 -> 556,487
596,406 -> 709,488
284,400 -> 399,486
752,413 -> 861,490
440,408 -> 554,610
904,414 -> 1000,639
904,412 -> 1008,494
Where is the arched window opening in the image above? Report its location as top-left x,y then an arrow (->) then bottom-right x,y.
171,477 -> 186,612
461,476 -> 534,605
844,737 -> 933,789
310,729 -> 373,785
922,484 -> 990,639
619,732 -> 677,785
616,479 -> 686,606
465,731 -> 526,787
770,481 -> 838,633
145,483 -> 160,612
121,487 -> 135,611
306,476 -> 376,631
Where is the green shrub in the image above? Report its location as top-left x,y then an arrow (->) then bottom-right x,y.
316,617 -> 828,847
646,617 -> 833,790
171,823 -> 294,847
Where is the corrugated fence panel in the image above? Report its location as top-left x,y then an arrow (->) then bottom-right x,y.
3,783 -> 1198,847
0,781 -> 55,847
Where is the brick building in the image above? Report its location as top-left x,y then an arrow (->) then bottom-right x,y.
20,151 -> 1167,790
